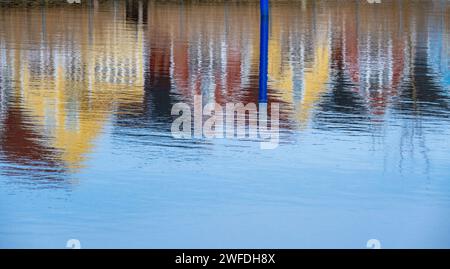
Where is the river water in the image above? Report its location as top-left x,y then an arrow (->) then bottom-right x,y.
0,0 -> 449,248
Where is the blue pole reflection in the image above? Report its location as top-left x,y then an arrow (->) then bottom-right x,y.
258,0 -> 269,103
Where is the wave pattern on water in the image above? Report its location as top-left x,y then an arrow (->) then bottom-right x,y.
0,0 -> 449,248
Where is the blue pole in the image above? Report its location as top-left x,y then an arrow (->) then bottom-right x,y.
258,0 -> 269,103
260,0 -> 269,17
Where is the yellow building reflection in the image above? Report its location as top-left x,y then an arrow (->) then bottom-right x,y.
2,3 -> 145,170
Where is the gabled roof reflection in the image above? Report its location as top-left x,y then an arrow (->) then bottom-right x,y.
0,1 -> 146,178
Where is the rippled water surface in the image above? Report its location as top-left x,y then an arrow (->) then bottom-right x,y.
0,0 -> 449,248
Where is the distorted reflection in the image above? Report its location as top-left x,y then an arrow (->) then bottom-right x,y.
0,0 -> 449,248
0,0 -> 449,179
1,1 -> 145,178
0,1 -> 450,181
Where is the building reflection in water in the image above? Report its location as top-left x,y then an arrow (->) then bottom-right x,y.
0,0 -> 449,181
0,0 -> 146,181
